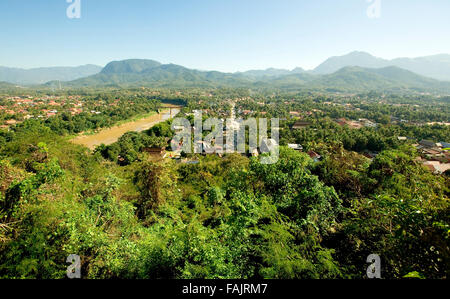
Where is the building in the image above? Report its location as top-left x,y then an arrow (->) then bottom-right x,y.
307,151 -> 322,162
336,118 -> 348,126
288,144 -> 303,151
348,121 -> 364,129
423,161 -> 450,174
359,118 -> 377,128
419,140 -> 437,148
5,119 -> 18,125
143,147 -> 166,157
438,142 -> 450,149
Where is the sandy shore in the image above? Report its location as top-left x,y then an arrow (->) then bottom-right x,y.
71,108 -> 179,150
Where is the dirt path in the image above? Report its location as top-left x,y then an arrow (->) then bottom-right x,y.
71,108 -> 180,150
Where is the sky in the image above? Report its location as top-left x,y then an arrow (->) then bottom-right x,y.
0,0 -> 449,72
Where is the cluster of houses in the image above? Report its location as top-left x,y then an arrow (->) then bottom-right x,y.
145,138 -> 323,166
335,118 -> 377,129
413,139 -> 450,174
0,95 -> 87,128
286,144 -> 322,161
146,105 -> 323,164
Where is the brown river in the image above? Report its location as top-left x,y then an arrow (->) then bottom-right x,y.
71,107 -> 180,150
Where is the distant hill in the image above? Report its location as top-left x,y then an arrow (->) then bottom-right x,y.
46,58 -> 450,93
304,66 -> 450,92
0,81 -> 25,90
313,51 -> 450,81
237,67 -> 305,79
0,81 -> 15,88
0,65 -> 102,85
251,66 -> 450,92
66,59 -> 251,88
101,59 -> 161,74
390,54 -> 450,81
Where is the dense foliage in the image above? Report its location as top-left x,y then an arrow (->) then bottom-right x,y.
0,90 -> 449,279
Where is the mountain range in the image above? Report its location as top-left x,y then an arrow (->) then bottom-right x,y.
235,67 -> 305,79
55,58 -> 450,93
2,52 -> 450,92
312,51 -> 450,81
0,65 -> 102,85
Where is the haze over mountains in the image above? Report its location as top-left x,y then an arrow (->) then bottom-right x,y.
58,56 -> 450,93
0,65 -> 102,85
236,67 -> 305,79
2,52 -> 450,92
312,51 -> 450,81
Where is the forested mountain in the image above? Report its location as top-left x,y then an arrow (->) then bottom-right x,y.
101,59 -> 162,74
313,51 -> 450,81
0,81 -> 23,91
4,52 -> 450,87
303,66 -> 450,92
0,82 -> 14,88
65,60 -> 251,88
50,58 -> 450,93
313,51 -> 387,74
0,65 -> 102,85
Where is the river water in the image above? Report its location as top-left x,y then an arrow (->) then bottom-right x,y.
71,108 -> 180,150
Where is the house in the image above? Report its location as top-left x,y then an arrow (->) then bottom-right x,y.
292,121 -> 311,130
398,137 -> 408,141
307,151 -> 322,162
436,164 -> 450,173
423,161 -> 450,174
422,148 -> 441,156
288,144 -> 303,151
419,140 -> 437,148
143,147 -> 166,157
5,119 -> 17,125
438,142 -> 450,149
348,121 -> 364,129
359,119 -> 377,128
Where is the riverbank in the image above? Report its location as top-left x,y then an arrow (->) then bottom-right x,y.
70,108 -> 180,150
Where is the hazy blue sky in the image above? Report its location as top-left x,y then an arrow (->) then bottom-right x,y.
0,0 -> 449,72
